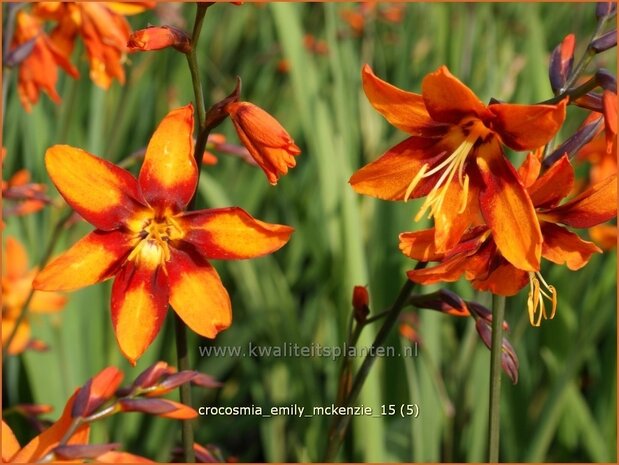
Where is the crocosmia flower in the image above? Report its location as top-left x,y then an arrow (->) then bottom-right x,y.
33,2 -> 154,89
350,65 -> 567,271
226,102 -> 301,185
2,237 -> 67,355
33,105 -> 293,364
401,155 -> 617,326
12,11 -> 79,111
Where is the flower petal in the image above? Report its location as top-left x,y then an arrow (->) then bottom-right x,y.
472,261 -> 529,296
422,66 -> 492,124
178,207 -> 293,260
29,290 -> 67,313
406,254 -> 469,285
167,248 -> 231,338
33,230 -> 133,291
527,154 -> 574,208
517,148 -> 543,188
2,319 -> 31,355
45,145 -> 145,230
11,392 -> 90,463
541,223 -> 601,270
349,136 -> 440,201
2,421 -> 20,462
111,261 -> 169,365
399,229 -> 443,261
543,175 -> 617,228
4,237 -> 29,280
138,105 -> 197,212
361,64 -> 442,135
476,140 -> 542,271
489,99 -> 567,151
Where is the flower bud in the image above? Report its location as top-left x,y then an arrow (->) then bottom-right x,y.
548,34 -> 575,92
72,367 -> 124,418
226,102 -> 301,185
352,285 -> 370,323
53,443 -> 120,460
591,31 -> 617,53
119,398 -> 197,419
127,26 -> 191,54
596,2 -> 616,18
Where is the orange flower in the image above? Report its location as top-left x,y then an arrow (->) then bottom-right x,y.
2,393 -> 89,463
2,155 -> 50,222
33,105 -> 293,364
2,237 -> 67,355
226,102 -> 301,185
11,11 -> 79,112
127,26 -> 191,54
402,155 -> 617,326
33,2 -> 154,89
350,65 -> 567,271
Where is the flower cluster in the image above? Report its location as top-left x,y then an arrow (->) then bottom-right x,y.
8,2 -> 154,111
351,62 -> 617,326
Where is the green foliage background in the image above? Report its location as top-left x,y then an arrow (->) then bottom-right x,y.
3,2 -> 616,462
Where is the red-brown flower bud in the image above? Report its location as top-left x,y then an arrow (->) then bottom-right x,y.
351,285 -> 370,323
127,26 -> 191,54
226,102 -> 301,185
72,367 -> 124,418
119,398 -> 197,419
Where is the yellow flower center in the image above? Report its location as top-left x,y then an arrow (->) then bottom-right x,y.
127,215 -> 184,268
527,271 -> 557,327
404,119 -> 487,222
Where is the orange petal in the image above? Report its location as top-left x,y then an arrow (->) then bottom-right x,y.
139,105 -> 197,212
2,420 -> 20,462
349,136 -> 440,201
29,290 -> 67,313
406,254 -> 469,285
489,99 -> 567,151
178,207 -> 293,260
527,154 -> 574,208
433,177 -> 480,253
168,249 -> 231,339
421,66 -> 492,124
541,223 -> 601,270
589,224 -> 617,251
45,145 -> 145,230
97,451 -> 154,463
2,319 -> 31,356
361,64 -> 442,135
518,148 -> 543,188
472,260 -> 529,296
4,236 -> 29,280
476,140 -> 542,271
12,392 -> 90,463
544,175 -> 617,228
399,229 -> 443,261
111,261 -> 169,365
33,230 -> 133,291
104,2 -> 154,15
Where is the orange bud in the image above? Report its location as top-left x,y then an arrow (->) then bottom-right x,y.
118,398 -> 197,419
351,285 -> 370,323
226,102 -> 301,185
72,367 -> 124,418
127,26 -> 191,54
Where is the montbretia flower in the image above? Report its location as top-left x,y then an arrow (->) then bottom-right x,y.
2,237 -> 67,355
33,2 -> 154,89
11,10 -> 79,111
226,102 -> 301,185
33,105 -> 293,364
350,65 -> 567,271
401,155 -> 617,326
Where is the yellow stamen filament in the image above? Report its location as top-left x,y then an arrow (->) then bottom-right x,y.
127,215 -> 184,268
527,272 -> 558,327
404,129 -> 480,222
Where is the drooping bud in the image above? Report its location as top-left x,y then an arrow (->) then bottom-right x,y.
127,26 -> 191,54
351,286 -> 370,323
72,367 -> 124,418
548,34 -> 575,92
591,31 -> 617,53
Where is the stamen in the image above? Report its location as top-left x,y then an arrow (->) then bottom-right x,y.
404,164 -> 429,202
527,272 -> 558,326
406,130 -> 479,222
458,174 -> 470,214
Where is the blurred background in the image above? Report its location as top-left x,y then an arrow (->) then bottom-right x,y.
2,2 -> 616,462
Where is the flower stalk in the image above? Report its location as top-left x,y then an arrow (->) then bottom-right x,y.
488,294 -> 506,462
324,263 -> 426,461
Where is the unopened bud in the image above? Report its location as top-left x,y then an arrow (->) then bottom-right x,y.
548,34 -> 575,92
53,443 -> 120,460
72,367 -> 124,418
127,26 -> 191,54
352,286 -> 370,323
596,2 -> 616,18
591,31 -> 617,53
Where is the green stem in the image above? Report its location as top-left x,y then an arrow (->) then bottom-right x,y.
323,264 -> 425,462
488,294 -> 505,462
2,209 -> 73,359
173,4 -> 212,462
